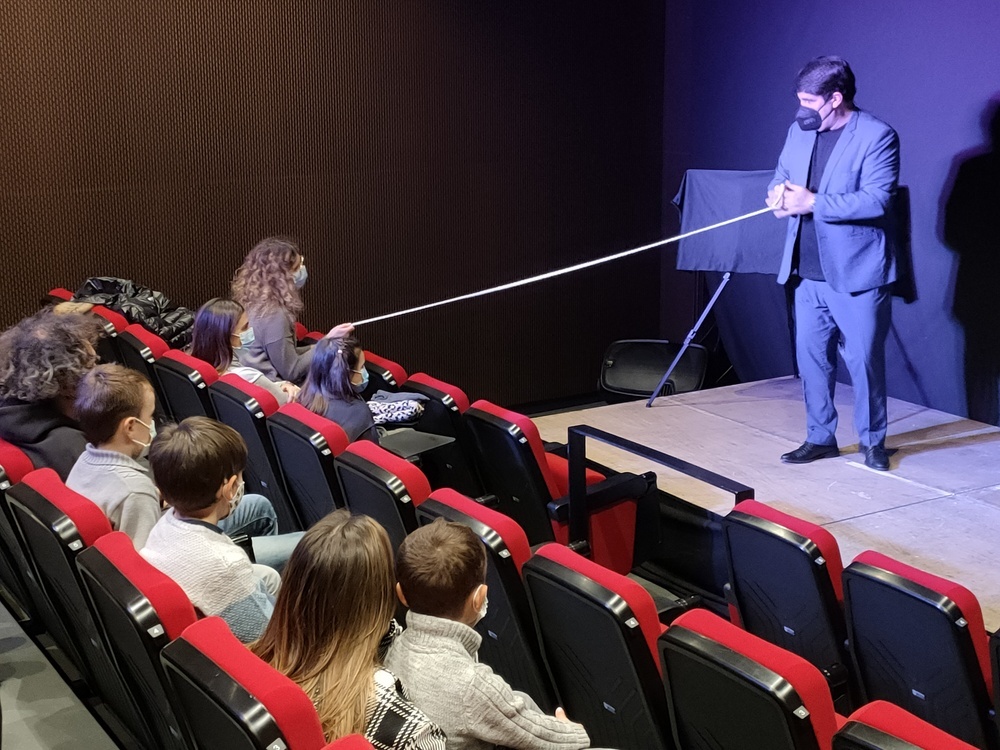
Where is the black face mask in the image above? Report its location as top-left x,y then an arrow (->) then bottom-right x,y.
795,104 -> 824,131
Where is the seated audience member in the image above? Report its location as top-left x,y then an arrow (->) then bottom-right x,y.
0,309 -> 101,479
142,417 -> 279,642
251,510 -> 446,749
298,336 -> 380,443
386,520 -> 590,750
190,297 -> 299,405
67,366 -> 303,562
231,236 -> 352,384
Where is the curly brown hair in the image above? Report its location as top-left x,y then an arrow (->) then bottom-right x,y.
231,236 -> 304,317
0,309 -> 102,402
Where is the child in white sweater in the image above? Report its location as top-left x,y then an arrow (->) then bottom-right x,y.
385,520 -> 591,750
141,416 -> 278,642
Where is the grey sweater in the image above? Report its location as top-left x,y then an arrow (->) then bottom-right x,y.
385,612 -> 590,750
66,444 -> 161,548
239,309 -> 313,385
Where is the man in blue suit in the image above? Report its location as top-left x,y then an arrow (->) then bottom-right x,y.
767,57 -> 899,471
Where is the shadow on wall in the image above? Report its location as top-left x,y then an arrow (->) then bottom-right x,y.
942,96 -> 1000,425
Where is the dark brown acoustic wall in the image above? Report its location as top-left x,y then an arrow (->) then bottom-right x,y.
0,1 -> 664,406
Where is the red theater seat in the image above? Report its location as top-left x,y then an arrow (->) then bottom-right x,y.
660,608 -> 844,749
834,700 -> 978,750
724,499 -> 852,709
208,374 -> 299,532
7,469 -> 152,747
268,402 -> 351,527
522,543 -> 671,749
335,440 -> 431,552
161,616 -> 333,750
153,349 -> 220,421
843,550 -> 996,748
465,399 -> 638,575
78,531 -> 198,750
403,372 -> 483,496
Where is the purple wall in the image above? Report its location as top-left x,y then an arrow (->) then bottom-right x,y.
664,0 -> 1000,419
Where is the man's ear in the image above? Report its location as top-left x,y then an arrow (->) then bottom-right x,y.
830,91 -> 844,109
395,582 -> 409,608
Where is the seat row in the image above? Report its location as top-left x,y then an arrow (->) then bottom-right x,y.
0,450 -> 975,750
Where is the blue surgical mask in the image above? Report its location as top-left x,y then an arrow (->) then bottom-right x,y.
292,264 -> 308,289
353,368 -> 370,393
237,327 -> 255,348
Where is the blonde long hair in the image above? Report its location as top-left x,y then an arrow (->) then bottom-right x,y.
231,236 -> 304,317
250,511 -> 396,740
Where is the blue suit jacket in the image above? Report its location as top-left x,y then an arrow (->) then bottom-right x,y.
769,110 -> 900,293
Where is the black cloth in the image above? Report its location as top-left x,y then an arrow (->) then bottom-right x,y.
795,127 -> 844,281
73,277 -> 195,348
0,397 -> 87,480
672,169 -> 787,273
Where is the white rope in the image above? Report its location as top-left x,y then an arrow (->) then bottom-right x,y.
351,204 -> 776,326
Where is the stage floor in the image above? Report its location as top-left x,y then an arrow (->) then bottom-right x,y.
533,376 -> 1000,630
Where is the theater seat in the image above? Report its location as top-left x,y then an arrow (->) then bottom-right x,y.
77,531 -> 198,750
335,441 -> 431,552
161,616 -> 335,750
724,499 -> 852,709
118,323 -> 173,421
49,287 -> 129,365
522,543 -> 672,749
843,551 -> 997,749
416,488 -> 557,711
153,349 -> 219,421
268,402 -> 350,527
7,469 -> 153,747
209,374 -> 300,532
465,399 -> 639,575
361,350 -> 408,397
403,372 -> 483,496
833,701 -> 978,750
659,608 -> 843,749
0,438 -> 38,624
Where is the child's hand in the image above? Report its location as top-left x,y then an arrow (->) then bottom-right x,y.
555,707 -> 570,722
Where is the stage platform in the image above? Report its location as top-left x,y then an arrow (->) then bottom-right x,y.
534,376 -> 1000,630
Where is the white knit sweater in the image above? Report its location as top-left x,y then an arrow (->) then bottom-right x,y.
385,612 -> 590,750
141,508 -> 274,642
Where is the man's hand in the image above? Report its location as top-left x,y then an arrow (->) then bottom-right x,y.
767,183 -> 792,218
325,322 -> 355,339
779,181 -> 816,216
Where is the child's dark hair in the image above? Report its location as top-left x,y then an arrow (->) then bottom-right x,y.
395,519 -> 487,619
298,335 -> 363,415
149,416 -> 247,515
74,364 -> 152,444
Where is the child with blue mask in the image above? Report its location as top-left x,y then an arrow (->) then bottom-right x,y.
190,298 -> 300,406
297,335 -> 380,444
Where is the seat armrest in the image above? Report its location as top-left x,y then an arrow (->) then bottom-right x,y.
546,472 -> 655,522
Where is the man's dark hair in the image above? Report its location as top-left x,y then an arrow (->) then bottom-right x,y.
795,56 -> 856,106
149,416 -> 247,515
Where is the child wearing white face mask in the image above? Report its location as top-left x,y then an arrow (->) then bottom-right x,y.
385,520 -> 591,750
141,416 -> 281,643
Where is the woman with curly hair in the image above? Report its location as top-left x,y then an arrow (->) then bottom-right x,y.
190,298 -> 300,405
251,510 -> 446,749
0,308 -> 102,478
231,237 -> 352,385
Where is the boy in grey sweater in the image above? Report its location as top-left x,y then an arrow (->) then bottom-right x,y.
385,519 -> 590,750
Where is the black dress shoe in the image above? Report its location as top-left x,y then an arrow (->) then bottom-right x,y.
864,445 -> 890,471
781,442 -> 839,464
